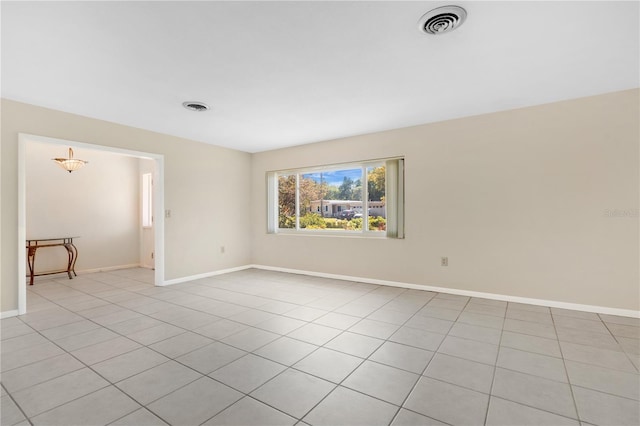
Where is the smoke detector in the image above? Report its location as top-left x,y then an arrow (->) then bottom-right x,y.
182,101 -> 210,112
418,5 -> 467,35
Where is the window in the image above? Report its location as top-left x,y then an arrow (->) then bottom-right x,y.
267,158 -> 404,238
142,173 -> 153,228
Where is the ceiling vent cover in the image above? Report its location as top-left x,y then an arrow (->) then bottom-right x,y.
419,6 -> 467,35
182,101 -> 210,112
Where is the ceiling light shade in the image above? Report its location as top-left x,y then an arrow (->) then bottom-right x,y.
419,5 -> 467,35
52,148 -> 88,173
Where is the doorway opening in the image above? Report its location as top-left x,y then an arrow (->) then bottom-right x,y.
17,133 -> 166,315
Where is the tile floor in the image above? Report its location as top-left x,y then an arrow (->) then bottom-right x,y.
1,268 -> 639,426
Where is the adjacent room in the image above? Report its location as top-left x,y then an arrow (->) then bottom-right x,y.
1,1 -> 638,426
24,140 -> 157,282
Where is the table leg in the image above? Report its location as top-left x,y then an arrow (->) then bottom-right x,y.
27,246 -> 37,286
63,241 -> 79,280
68,241 -> 78,277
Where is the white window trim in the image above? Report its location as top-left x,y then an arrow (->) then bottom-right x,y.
267,158 -> 404,239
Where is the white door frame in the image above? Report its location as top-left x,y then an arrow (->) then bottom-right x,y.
17,133 -> 166,315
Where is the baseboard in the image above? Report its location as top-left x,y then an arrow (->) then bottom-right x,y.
162,265 -> 253,286
1,310 -> 19,319
77,264 -> 142,274
249,264 -> 640,319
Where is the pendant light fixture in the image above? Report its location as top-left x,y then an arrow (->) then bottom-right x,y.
52,148 -> 88,173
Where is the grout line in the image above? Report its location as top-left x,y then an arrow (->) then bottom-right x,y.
482,300 -> 506,425
551,310 -> 582,423
1,382 -> 34,426
385,292 -> 468,425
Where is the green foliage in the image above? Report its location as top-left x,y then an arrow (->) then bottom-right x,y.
278,215 -> 296,229
300,213 -> 326,229
323,218 -> 342,229
369,216 -> 386,231
349,217 -> 363,230
325,186 -> 340,200
278,175 -> 296,219
367,166 -> 385,201
338,176 -> 354,200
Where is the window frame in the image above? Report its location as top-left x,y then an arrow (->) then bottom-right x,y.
267,158 -> 404,238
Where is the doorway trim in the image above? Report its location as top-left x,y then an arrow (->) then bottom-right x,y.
18,133 -> 166,315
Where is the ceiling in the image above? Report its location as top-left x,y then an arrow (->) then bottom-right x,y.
2,1 -> 638,153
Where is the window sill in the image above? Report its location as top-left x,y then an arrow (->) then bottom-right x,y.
271,230 -> 388,239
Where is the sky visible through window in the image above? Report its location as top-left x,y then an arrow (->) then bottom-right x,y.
302,168 -> 361,186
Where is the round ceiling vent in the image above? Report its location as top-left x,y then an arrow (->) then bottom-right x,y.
418,5 -> 467,35
182,101 -> 210,112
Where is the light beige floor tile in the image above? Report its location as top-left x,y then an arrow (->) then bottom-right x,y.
389,327 -> 445,351
448,322 -> 502,345
303,386 -> 398,426
566,360 -> 640,400
497,347 -> 567,382
210,354 -> 286,393
250,369 -> 335,419
293,347 -> 362,383
93,347 -> 170,383
560,341 -> 636,372
116,360 -> 201,405
404,377 -> 489,425
0,353 -> 84,393
110,408 -> 169,425
11,368 -> 109,417
343,360 -> 419,405
486,396 -> 579,425
220,327 -> 279,352
204,396 -> 296,426
124,323 -> 184,345
286,323 -> 342,345
492,368 -> 576,418
325,332 -> 384,358
370,341 -> 434,374
147,377 -> 242,425
148,331 -> 213,358
437,335 -> 499,365
1,342 -> 65,372
71,336 -> 141,365
500,331 -> 562,358
349,318 -> 401,339
424,353 -> 495,393
176,341 -> 246,374
254,336 -> 317,365
31,386 -> 139,426
1,395 -> 27,426
391,409 -> 448,425
573,386 -> 640,426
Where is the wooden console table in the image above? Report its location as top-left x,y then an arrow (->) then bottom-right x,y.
26,237 -> 79,285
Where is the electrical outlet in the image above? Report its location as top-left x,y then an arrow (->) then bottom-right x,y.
165,209 -> 171,218
441,257 -> 448,266
220,246 -> 225,254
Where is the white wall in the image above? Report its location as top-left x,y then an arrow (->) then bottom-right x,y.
250,90 -> 640,312
25,141 -> 140,273
3,90 -> 637,315
2,99 -> 252,313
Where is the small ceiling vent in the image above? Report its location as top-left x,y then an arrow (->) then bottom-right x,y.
182,101 -> 209,112
418,6 -> 467,35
